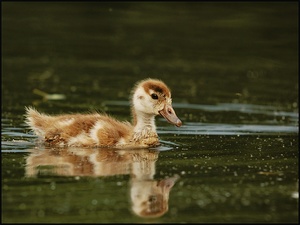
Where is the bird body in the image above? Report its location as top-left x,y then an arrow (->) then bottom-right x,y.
25,78 -> 182,148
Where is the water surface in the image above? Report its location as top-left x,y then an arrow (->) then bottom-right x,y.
2,2 -> 298,223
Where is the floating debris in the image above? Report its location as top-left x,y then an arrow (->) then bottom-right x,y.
33,89 -> 66,101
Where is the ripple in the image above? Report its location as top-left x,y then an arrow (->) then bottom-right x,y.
158,122 -> 298,135
1,140 -> 35,152
103,101 -> 298,119
2,102 -> 298,151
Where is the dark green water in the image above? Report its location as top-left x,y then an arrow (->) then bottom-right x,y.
2,2 -> 298,223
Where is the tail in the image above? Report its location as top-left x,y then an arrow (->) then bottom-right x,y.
25,106 -> 51,136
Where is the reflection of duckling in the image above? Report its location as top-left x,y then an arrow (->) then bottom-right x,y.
25,78 -> 182,148
25,148 -> 159,177
25,148 -> 95,177
129,152 -> 179,218
25,147 -> 179,218
130,173 -> 179,218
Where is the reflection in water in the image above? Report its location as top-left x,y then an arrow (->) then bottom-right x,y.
25,147 -> 179,218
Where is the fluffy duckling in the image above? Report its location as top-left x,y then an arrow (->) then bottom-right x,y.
25,78 -> 182,148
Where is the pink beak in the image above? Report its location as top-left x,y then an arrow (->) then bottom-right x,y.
159,105 -> 182,127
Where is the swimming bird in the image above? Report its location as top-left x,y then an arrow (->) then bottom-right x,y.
25,78 -> 182,148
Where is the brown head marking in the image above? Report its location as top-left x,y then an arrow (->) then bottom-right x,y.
141,79 -> 171,98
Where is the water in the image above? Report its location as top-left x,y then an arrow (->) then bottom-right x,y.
2,2 -> 298,223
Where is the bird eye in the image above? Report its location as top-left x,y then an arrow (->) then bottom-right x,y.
148,195 -> 157,203
151,93 -> 158,100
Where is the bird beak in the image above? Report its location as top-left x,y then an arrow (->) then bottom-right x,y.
158,174 -> 180,191
159,104 -> 182,127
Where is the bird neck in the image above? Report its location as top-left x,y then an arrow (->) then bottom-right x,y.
132,109 -> 157,133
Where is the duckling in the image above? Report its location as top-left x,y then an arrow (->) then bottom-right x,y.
25,78 -> 182,148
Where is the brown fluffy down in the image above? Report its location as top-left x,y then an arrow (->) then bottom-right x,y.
25,107 -> 134,147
